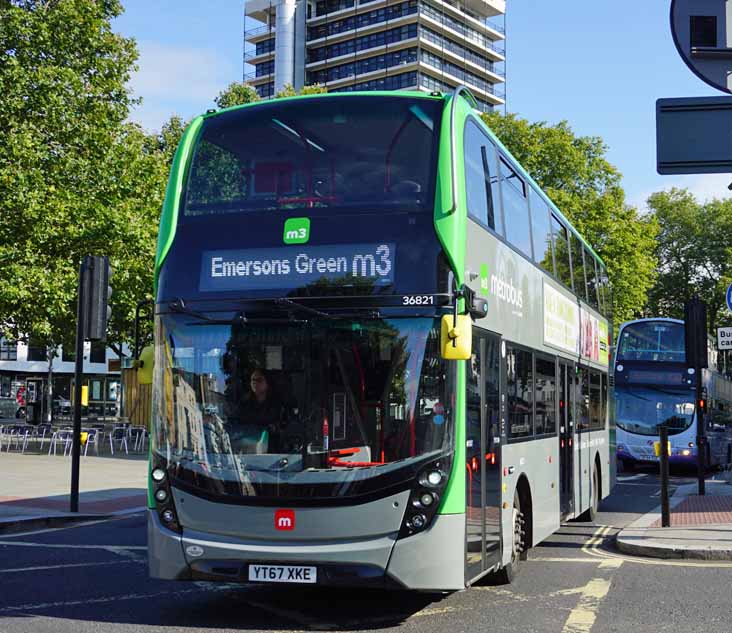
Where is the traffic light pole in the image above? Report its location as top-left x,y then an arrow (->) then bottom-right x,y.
659,424 -> 670,527
70,258 -> 88,513
695,367 -> 705,496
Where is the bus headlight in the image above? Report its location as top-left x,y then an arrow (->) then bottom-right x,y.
152,455 -> 181,534
399,458 -> 450,539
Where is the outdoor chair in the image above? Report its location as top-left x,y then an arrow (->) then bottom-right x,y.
109,426 -> 129,455
48,428 -> 74,456
23,424 -> 51,453
5,425 -> 28,453
129,427 -> 148,452
81,427 -> 100,456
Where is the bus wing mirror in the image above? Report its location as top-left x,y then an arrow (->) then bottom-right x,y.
441,314 -> 472,360
469,297 -> 488,319
137,345 -> 155,385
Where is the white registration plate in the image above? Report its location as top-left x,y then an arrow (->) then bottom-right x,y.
248,564 -> 317,584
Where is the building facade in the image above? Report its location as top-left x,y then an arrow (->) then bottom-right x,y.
0,337 -> 122,420
244,0 -> 506,112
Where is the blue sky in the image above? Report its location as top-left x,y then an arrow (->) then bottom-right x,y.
113,0 -> 731,211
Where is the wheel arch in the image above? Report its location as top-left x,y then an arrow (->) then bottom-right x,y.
515,474 -> 533,549
594,452 -> 602,501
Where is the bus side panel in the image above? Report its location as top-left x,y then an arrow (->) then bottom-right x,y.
386,512 -> 466,591
589,429 -> 610,501
500,438 -> 559,562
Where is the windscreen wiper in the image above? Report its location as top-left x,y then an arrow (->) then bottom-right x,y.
269,298 -> 380,321
167,298 -> 247,325
275,297 -> 333,320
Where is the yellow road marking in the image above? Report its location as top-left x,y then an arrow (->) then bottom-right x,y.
561,578 -> 612,633
597,558 -> 624,569
581,525 -> 612,556
550,586 -> 585,597
574,524 -> 732,568
410,606 -> 460,617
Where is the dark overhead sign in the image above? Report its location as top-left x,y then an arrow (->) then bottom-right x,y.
656,96 -> 732,174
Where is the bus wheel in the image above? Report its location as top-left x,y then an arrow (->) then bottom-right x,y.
578,465 -> 599,523
494,490 -> 526,584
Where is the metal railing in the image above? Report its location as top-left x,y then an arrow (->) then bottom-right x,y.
244,24 -> 274,39
419,3 -> 505,56
419,25 -> 504,75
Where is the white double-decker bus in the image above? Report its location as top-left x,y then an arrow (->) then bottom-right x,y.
615,318 -> 732,470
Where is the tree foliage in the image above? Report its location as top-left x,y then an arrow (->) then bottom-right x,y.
645,188 -> 732,332
0,0 -> 165,355
481,112 -> 658,327
214,82 -> 260,110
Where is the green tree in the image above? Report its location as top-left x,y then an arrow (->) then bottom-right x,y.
0,0 -> 165,358
646,188 -> 732,332
214,82 -> 260,109
481,112 -> 658,327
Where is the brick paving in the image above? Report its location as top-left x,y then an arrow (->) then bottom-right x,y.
650,495 -> 732,527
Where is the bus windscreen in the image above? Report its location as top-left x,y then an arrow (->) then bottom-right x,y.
151,313 -> 453,501
182,96 -> 442,216
616,321 -> 685,363
616,386 -> 694,436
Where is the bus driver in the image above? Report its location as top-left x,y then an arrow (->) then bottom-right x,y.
235,368 -> 286,452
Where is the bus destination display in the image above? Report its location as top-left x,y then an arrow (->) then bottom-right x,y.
199,243 -> 395,291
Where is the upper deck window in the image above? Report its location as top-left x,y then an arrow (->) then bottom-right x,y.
182,96 -> 441,217
617,321 -> 685,363
529,188 -> 553,275
551,215 -> 572,290
464,119 -> 502,234
500,158 -> 532,258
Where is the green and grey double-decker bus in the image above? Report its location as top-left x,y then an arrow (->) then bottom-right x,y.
147,87 -> 614,591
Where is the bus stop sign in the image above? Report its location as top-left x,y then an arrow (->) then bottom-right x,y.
656,96 -> 732,174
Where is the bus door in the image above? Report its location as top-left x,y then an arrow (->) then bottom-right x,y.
465,329 -> 502,582
559,363 -> 574,516
573,366 -> 589,515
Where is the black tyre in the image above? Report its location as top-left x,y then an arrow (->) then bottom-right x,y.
578,465 -> 599,523
493,489 -> 526,584
620,458 -> 634,473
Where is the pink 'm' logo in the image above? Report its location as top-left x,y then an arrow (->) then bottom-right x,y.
274,509 -> 295,531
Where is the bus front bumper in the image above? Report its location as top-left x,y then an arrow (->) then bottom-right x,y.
147,510 -> 465,591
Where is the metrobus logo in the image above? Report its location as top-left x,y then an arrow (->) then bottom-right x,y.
283,218 -> 310,244
274,509 -> 296,531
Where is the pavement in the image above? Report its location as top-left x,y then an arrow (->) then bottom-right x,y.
615,472 -> 732,560
0,446 -> 148,534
